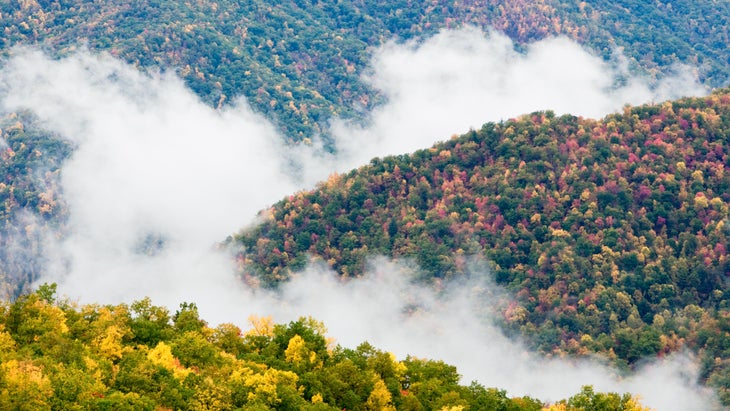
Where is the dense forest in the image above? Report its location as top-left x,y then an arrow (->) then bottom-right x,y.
0,285 -> 651,410
1,0 -> 729,292
234,90 -> 730,403
1,0 -> 729,140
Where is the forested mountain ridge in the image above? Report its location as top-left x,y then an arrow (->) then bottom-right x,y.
1,0 -> 729,295
1,0 -> 729,141
234,89 -> 730,402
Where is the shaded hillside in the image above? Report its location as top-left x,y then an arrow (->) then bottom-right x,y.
235,90 -> 730,401
1,0 -> 728,141
0,113 -> 70,298
0,286 -> 652,410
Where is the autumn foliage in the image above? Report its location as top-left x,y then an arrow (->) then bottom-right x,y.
0,286 -> 650,410
236,90 -> 730,402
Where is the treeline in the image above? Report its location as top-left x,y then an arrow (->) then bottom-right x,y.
235,90 -> 730,403
0,285 -> 650,410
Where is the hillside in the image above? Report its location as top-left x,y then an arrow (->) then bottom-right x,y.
1,0 -> 729,141
1,0 -> 729,296
0,113 -> 70,297
234,90 -> 730,402
0,286 -> 651,410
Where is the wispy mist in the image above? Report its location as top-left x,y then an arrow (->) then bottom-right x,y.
0,27 -> 715,410
269,260 -> 718,410
0,210 -> 52,298
0,48 -> 301,313
300,27 -> 706,177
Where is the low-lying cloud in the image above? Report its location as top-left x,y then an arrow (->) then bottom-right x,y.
1,48 -> 298,309
308,27 -> 706,176
269,260 -> 718,410
0,26 -> 715,410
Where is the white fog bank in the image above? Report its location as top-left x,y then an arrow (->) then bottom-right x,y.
300,27 -> 705,179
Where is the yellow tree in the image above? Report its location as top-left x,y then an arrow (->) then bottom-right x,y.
365,376 -> 396,411
0,360 -> 53,410
147,341 -> 190,380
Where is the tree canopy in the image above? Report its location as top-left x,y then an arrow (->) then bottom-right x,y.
235,89 -> 730,403
0,286 -> 650,410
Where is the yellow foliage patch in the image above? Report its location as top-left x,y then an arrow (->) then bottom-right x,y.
148,342 -> 190,379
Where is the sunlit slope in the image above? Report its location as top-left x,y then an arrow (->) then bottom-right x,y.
2,0 -> 728,140
235,90 -> 730,401
0,287 -> 655,410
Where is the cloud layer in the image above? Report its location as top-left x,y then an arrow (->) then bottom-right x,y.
316,27 -> 705,174
0,27 -> 715,409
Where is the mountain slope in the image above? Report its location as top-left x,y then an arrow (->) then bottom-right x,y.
1,0 -> 729,295
1,0 -> 728,140
0,113 -> 70,297
234,90 -> 730,401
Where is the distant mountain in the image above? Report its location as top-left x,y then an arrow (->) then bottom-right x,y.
234,90 -> 730,403
1,0 -> 728,140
